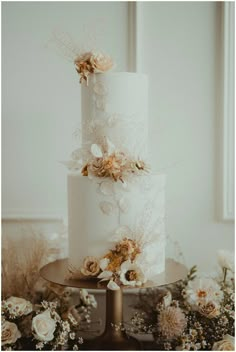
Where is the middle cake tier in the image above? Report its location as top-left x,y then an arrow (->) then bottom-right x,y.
68,173 -> 166,279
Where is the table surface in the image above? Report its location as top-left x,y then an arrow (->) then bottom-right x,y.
40,258 -> 188,291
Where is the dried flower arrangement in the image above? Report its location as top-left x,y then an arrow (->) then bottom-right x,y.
74,51 -> 113,84
127,250 -> 235,351
1,235 -> 98,351
65,137 -> 149,183
68,231 -> 153,290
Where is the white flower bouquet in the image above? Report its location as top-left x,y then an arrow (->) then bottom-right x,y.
128,251 -> 235,351
1,235 -> 98,351
1,288 -> 97,351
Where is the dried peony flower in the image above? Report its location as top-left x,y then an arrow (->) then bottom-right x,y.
74,51 -> 113,84
158,306 -> 187,340
115,238 -> 141,261
198,301 -> 220,319
90,52 -> 113,73
212,334 -> 235,351
4,296 -> 33,317
119,260 -> 146,287
1,320 -> 21,346
81,139 -> 149,182
81,256 -> 100,277
74,52 -> 94,84
32,310 -> 56,342
185,277 -> 223,308
217,250 -> 234,272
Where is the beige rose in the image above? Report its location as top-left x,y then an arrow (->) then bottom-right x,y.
198,301 -> 220,319
90,53 -> 113,73
81,256 -> 100,277
212,335 -> 234,351
2,320 -> 21,346
5,296 -> 32,316
32,310 -> 56,342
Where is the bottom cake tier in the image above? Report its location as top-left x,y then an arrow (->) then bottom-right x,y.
67,173 -> 166,282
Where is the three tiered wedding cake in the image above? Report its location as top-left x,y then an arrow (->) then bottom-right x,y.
66,52 -> 165,289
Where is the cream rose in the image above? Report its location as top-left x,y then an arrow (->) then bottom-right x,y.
81,256 -> 100,277
90,53 -> 113,73
198,301 -> 220,319
2,320 -> 21,346
32,310 -> 56,342
5,296 -> 33,317
212,335 -> 235,351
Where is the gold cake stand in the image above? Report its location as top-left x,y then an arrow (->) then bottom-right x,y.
40,258 -> 187,350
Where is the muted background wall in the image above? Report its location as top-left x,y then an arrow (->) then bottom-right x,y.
2,2 -> 234,273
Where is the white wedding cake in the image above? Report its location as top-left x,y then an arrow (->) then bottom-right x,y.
66,52 -> 165,289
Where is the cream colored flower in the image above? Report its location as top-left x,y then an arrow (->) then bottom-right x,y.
107,280 -> 120,290
198,301 -> 220,318
212,335 -> 235,351
32,310 -> 56,342
162,291 -> 172,308
2,320 -> 21,346
158,306 -> 186,340
185,277 -> 223,308
99,258 -> 110,271
217,250 -> 234,272
119,260 -> 146,287
5,296 -> 33,317
81,256 -> 100,277
79,289 -> 97,308
90,52 -> 113,73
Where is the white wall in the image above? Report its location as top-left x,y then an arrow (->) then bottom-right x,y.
139,2 -> 234,270
2,1 -> 128,217
2,2 -> 234,271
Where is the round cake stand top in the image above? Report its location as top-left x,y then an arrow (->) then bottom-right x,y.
40,258 -> 187,291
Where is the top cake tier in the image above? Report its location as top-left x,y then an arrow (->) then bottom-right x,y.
81,72 -> 148,160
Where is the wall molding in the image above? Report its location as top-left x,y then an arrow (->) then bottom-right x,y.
128,2 -> 142,72
2,210 -> 65,221
222,2 -> 234,221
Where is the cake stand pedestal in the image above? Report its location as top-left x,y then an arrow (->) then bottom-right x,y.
40,258 -> 187,350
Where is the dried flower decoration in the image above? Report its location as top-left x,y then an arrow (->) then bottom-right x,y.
158,306 -> 187,340
68,234 -> 146,289
74,51 -> 113,84
82,140 -> 149,183
80,256 -> 100,277
128,253 -> 235,351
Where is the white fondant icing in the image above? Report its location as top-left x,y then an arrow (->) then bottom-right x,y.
67,72 -> 166,281
68,173 -> 166,275
81,73 -> 148,160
